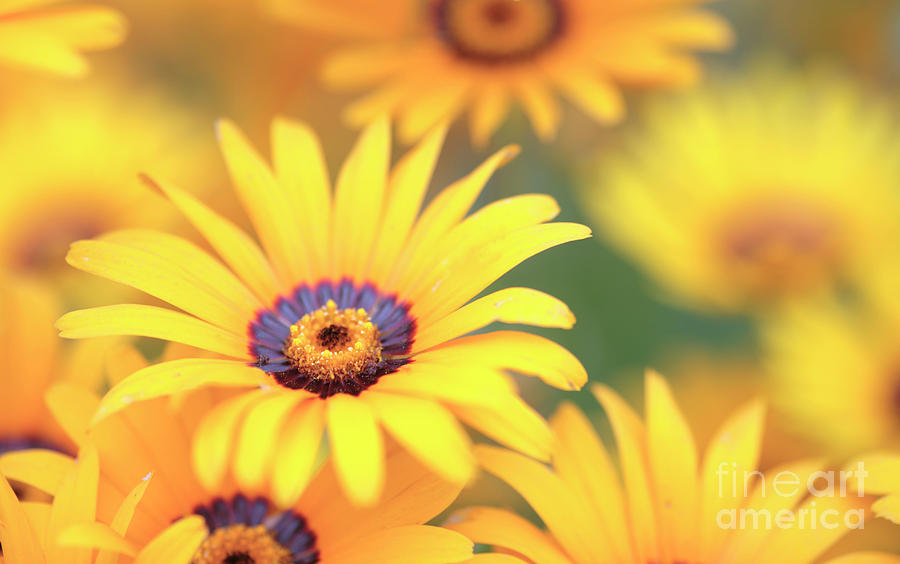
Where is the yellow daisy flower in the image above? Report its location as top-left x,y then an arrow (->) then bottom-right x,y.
268,0 -> 733,145
586,64 -> 900,313
0,0 -> 125,76
57,117 -> 590,506
0,79 -> 213,301
446,370 -> 894,564
0,388 -> 475,563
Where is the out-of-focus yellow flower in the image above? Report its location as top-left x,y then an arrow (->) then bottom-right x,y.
0,0 -> 125,76
268,0 -> 732,146
0,78 -> 214,302
586,65 -> 900,314
447,371 -> 895,564
0,387 -> 474,563
854,452 -> 900,526
763,295 -> 900,457
56,117 -> 589,507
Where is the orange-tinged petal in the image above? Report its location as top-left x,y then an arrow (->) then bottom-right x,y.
46,444 -> 98,564
0,474 -> 44,564
0,449 -> 74,495
58,522 -> 136,556
133,516 -> 207,564
825,554 -> 900,564
192,390 -> 263,491
326,525 -> 473,564
271,399 -> 326,508
45,382 -> 98,447
469,86 -> 511,148
327,394 -> 385,506
517,79 -> 560,141
234,392 -> 303,492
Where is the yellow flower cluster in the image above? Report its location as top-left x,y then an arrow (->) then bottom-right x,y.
0,1 -> 899,563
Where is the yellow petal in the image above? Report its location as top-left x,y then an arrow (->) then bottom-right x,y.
516,79 -> 560,141
0,449 -> 74,495
369,124 -> 446,282
556,72 -> 624,124
271,399 -> 326,508
550,403 -> 633,563
475,446 -> 598,563
134,516 -> 207,564
374,362 -> 513,408
364,391 -> 474,485
46,444 -> 99,564
143,175 -> 281,303
44,382 -> 98,448
645,370 -> 699,562
271,118 -> 332,280
417,331 -> 586,391
873,494 -> 900,524
469,86 -> 511,148
327,394 -> 385,506
327,525 -> 473,564
57,305 -> 247,359
95,475 -> 152,564
414,288 -> 573,353
825,553 -> 900,564
397,81 -> 468,143
192,390 -> 263,491
217,119 -> 311,283
452,397 -> 552,461
331,116 -> 390,279
445,506 -> 572,564
93,359 -> 264,424
234,392 -> 303,492
66,240 -> 249,335
58,522 -> 136,556
0,474 -> 45,564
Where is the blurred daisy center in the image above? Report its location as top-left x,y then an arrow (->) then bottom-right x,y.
718,200 -> 842,297
283,299 -> 384,383
434,0 -> 563,62
193,496 -> 319,564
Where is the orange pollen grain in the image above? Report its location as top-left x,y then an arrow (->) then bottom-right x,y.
191,524 -> 292,564
283,299 -> 383,381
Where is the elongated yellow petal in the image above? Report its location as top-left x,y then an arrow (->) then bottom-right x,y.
592,383 -> 658,564
45,382 -> 98,447
469,86 -> 510,148
134,516 -> 207,564
58,305 -> 247,359
58,522 -> 136,556
218,119 -> 311,283
0,474 -> 45,564
364,391 -> 474,484
327,394 -> 385,506
332,116 -> 390,279
475,446 -> 599,563
100,229 -> 261,315
95,475 -> 152,564
327,525 -> 473,564
645,370 -> 698,562
414,223 -> 592,326
698,399 -> 765,561
66,240 -> 249,334
272,399 -> 325,508
374,362 -> 513,408
873,494 -> 900,524
192,390 -> 263,491
550,403 -> 633,563
234,392 -> 303,492
93,359 -> 264,424
144,176 -> 281,303
396,81 -> 468,143
391,145 -> 519,293
446,506 -> 572,564
413,287 -> 573,353
271,118 -> 332,280
369,124 -> 446,282
452,398 -> 552,461
825,554 -> 900,564
555,72 -> 624,125
46,444 -> 98,564
417,332 -> 586,391
517,79 -> 560,141
0,449 -> 74,495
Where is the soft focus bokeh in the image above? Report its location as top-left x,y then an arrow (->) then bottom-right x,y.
4,0 -> 900,557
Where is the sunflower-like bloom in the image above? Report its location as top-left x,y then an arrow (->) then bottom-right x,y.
446,371 -> 898,564
0,0 -> 125,76
0,384 -> 476,564
268,0 -> 732,145
58,117 -> 589,506
0,79 -> 215,302
587,65 -> 900,314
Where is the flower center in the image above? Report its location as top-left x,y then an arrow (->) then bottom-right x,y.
192,525 -> 292,564
192,496 -> 319,564
717,198 -> 843,300
433,0 -> 564,63
282,299 -> 383,383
